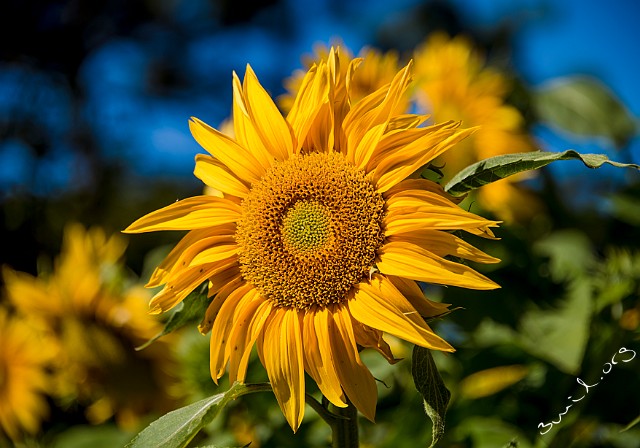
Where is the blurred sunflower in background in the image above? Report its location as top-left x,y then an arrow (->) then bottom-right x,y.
125,48 -> 500,431
413,33 -> 541,222
0,308 -> 54,442
2,223 -> 184,430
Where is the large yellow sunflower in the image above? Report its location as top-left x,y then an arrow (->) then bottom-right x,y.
125,48 -> 500,431
3,223 -> 184,428
413,33 -> 541,222
0,308 -> 53,441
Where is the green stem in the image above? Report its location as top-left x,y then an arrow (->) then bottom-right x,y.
330,399 -> 359,448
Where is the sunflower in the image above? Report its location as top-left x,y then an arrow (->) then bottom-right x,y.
3,223 -> 184,428
413,33 -> 541,222
0,308 -> 53,441
125,48 -> 500,431
279,41 -> 405,113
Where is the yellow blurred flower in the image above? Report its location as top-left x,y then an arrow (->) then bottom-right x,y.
0,308 -> 54,441
126,48 -> 500,431
413,33 -> 541,222
3,223 -> 183,429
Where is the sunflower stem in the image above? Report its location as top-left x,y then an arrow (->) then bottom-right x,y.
330,398 -> 359,448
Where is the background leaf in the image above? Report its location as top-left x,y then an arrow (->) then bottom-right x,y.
532,76 -> 637,147
444,150 -> 640,197
125,382 -> 271,448
411,346 -> 451,448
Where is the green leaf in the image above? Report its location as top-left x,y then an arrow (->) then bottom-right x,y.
621,415 -> 640,432
519,232 -> 594,374
412,346 -> 451,448
137,285 -> 211,350
126,382 -> 271,448
52,425 -> 133,448
533,76 -> 637,147
444,150 -> 640,197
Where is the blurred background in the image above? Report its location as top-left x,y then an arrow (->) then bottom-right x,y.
1,0 -> 639,447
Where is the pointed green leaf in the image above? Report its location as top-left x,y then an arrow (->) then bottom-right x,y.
621,415 -> 640,432
126,382 -> 271,448
412,346 -> 451,448
533,76 -> 637,147
444,150 -> 640,197
137,286 -> 211,350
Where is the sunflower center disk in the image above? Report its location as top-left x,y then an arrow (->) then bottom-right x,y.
235,152 -> 385,310
282,201 -> 332,253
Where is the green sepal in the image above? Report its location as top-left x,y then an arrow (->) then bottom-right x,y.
136,285 -> 211,350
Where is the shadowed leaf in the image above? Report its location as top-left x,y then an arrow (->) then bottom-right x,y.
412,346 -> 451,447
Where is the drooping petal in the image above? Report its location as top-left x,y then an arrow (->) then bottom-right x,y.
350,275 -> 454,352
351,318 -> 399,364
386,275 -> 451,318
189,117 -> 266,183
209,283 -> 256,381
194,154 -> 250,198
124,196 -> 242,233
302,308 -> 347,408
377,241 -> 500,290
261,307 -> 305,432
329,305 -> 377,422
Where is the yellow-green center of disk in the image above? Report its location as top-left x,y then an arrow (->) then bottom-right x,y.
281,201 -> 332,252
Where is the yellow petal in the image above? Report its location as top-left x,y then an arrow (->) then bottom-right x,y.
329,305 -> 377,422
243,65 -> 294,160
147,228 -> 212,287
199,277 -> 244,334
209,283 -> 256,381
149,256 -> 238,314
227,295 -> 271,383
302,308 -> 347,408
148,234 -> 236,287
124,196 -> 242,233
350,275 -> 454,352
194,154 -> 250,198
377,241 -> 500,290
373,125 -> 477,193
388,229 -> 500,264
232,71 -> 276,169
189,117 -> 265,183
287,62 -> 331,153
344,62 -> 413,163
382,178 -> 461,203
262,307 -> 305,432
